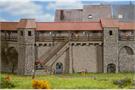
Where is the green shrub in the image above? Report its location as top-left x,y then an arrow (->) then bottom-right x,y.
113,78 -> 132,88
0,76 -> 15,89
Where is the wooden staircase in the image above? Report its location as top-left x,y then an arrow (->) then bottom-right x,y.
37,40 -> 69,74
45,41 -> 69,66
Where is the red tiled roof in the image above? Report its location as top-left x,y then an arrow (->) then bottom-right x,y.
17,19 -> 36,29
101,19 -> 119,28
0,22 -> 18,30
119,22 -> 135,30
0,22 -> 1,30
0,19 -> 135,31
0,19 -> 36,30
36,22 -> 102,31
101,19 -> 135,30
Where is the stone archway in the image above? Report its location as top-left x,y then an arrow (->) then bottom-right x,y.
56,62 -> 63,74
6,47 -> 18,73
107,63 -> 116,73
119,46 -> 134,72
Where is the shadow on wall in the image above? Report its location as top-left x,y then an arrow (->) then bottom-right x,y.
1,47 -> 18,73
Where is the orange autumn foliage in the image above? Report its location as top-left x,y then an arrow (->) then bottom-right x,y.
5,76 -> 11,81
32,79 -> 50,89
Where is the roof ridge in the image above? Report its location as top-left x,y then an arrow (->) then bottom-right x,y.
0,22 -> 18,23
37,21 -> 100,23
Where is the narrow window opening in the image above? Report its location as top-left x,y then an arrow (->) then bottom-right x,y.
109,31 -> 113,35
20,31 -> 23,36
88,14 -> 92,19
44,44 -> 47,46
118,14 -> 123,19
39,43 -> 42,46
34,44 -> 36,46
60,10 -> 64,20
28,31 -> 32,36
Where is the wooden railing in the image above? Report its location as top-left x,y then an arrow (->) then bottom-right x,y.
1,36 -> 103,42
36,36 -> 103,42
1,36 -> 17,42
71,36 -> 102,41
35,65 -> 54,74
119,36 -> 134,41
36,36 -> 68,42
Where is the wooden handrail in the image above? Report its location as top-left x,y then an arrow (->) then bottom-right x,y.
1,36 -> 17,41
119,36 -> 134,41
36,36 -> 102,42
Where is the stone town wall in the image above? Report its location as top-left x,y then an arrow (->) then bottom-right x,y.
72,44 -> 98,72
1,29 -> 135,75
36,41 -> 103,74
118,41 -> 135,72
36,43 -> 52,59
1,42 -> 18,73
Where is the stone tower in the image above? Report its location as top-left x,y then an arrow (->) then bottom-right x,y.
17,19 -> 36,75
102,19 -> 119,73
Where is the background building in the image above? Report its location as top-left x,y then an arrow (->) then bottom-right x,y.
55,4 -> 135,22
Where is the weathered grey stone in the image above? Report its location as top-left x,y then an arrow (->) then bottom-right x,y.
17,29 -> 35,75
103,27 -> 119,73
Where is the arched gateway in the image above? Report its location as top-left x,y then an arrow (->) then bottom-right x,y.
107,63 -> 116,73
56,62 -> 63,74
1,47 -> 18,73
119,46 -> 134,72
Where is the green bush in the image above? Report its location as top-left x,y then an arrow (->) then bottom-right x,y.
113,78 -> 132,88
0,76 -> 15,89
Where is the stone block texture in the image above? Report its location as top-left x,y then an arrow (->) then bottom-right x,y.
17,29 -> 35,75
103,27 -> 119,73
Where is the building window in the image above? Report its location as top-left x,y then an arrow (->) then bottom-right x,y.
58,31 -> 62,34
28,31 -> 32,36
49,32 -> 52,35
34,44 -> 37,46
60,10 -> 64,20
44,44 -> 47,46
20,31 -> 23,36
88,14 -> 92,19
109,30 -> 113,35
39,43 -> 42,46
118,14 -> 123,19
83,31 -> 86,35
